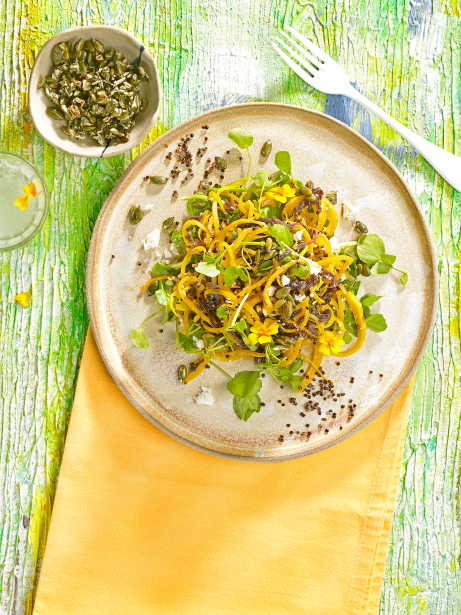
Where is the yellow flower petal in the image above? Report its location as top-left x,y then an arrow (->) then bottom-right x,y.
14,194 -> 30,211
13,292 -> 30,307
23,181 -> 37,198
257,335 -> 272,344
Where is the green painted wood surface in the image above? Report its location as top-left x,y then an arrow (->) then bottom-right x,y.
0,0 -> 460,612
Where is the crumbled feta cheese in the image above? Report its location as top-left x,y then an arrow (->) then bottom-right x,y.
293,230 -> 303,241
268,286 -> 276,297
281,274 -> 290,286
262,308 -> 268,316
294,293 -> 304,302
306,258 -> 322,275
169,243 -> 179,256
164,246 -> 173,259
329,236 -> 340,253
341,200 -> 359,221
164,259 -> 170,264
155,250 -> 161,257
142,228 -> 160,250
143,204 -> 153,212
193,337 -> 204,350
193,386 -> 215,407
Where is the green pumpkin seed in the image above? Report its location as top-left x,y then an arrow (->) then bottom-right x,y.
178,365 -> 188,382
300,186 -> 313,197
85,40 -> 95,52
325,191 -> 337,205
361,264 -> 371,277
163,217 -> 175,231
280,301 -> 293,320
260,140 -> 272,157
73,38 -> 85,53
92,39 -> 105,54
215,156 -> 227,171
265,249 -> 277,260
356,262 -> 363,275
265,237 -> 273,251
147,281 -> 159,296
51,44 -> 63,65
150,176 -> 167,185
355,220 -> 368,234
128,205 -> 144,225
46,107 -> 65,120
37,75 -> 46,90
275,287 -> 290,299
274,299 -> 286,309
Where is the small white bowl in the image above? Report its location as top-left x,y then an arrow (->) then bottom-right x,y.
28,25 -> 162,158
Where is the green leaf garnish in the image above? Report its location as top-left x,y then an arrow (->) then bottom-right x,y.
371,262 -> 391,275
291,264 -> 309,279
268,223 -> 294,248
151,262 -> 181,277
360,294 -> 383,308
365,314 -> 388,332
233,393 -> 261,421
130,328 -> 150,348
357,234 -> 385,265
216,305 -> 230,319
155,288 -> 170,306
223,265 -> 246,287
252,170 -> 270,188
274,151 -> 291,176
228,128 -> 254,150
195,262 -> 221,277
170,229 -> 184,245
227,370 -> 262,398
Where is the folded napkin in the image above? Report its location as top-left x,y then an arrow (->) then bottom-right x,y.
33,328 -> 413,615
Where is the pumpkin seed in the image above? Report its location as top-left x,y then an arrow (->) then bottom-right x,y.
163,217 -> 175,231
300,186 -> 313,197
147,281 -> 159,295
265,237 -> 273,251
265,249 -> 277,260
356,262 -> 363,275
325,191 -> 338,205
274,299 -> 286,309
178,365 -> 188,382
128,205 -> 144,225
275,287 -> 290,299
215,156 -> 227,171
37,75 -> 46,90
260,140 -> 272,157
355,220 -> 368,234
150,176 -> 167,185
361,264 -> 371,277
280,301 -> 293,320
46,107 -> 65,120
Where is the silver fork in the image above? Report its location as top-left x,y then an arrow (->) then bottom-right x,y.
272,25 -> 461,192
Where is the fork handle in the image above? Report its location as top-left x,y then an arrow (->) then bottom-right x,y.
346,86 -> 461,192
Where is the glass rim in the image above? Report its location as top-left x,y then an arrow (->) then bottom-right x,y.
0,150 -> 49,252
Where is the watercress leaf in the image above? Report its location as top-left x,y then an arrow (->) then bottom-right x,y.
371,262 -> 391,275
258,260 -> 274,272
268,223 -> 294,248
131,328 -> 149,348
343,332 -> 352,344
362,305 -> 371,318
224,266 -> 245,287
216,305 -> 230,319
277,368 -> 295,383
233,319 -> 248,334
228,128 -> 253,150
170,228 -> 184,245
291,264 -> 309,278
155,288 -> 170,306
260,205 -> 282,218
350,280 -> 361,295
360,293 -> 383,308
252,170 -> 270,188
187,197 -> 210,216
227,370 -> 262,397
151,262 -> 181,277
178,333 -> 199,353
233,393 -> 261,421
290,358 -> 304,373
365,313 -> 388,332
381,253 -> 396,265
348,259 -> 357,279
274,151 -> 292,175
357,234 -> 386,266
288,375 -> 303,391
195,262 -> 221,277
400,272 -> 408,285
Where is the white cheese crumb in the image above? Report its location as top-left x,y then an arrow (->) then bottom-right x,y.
143,204 -> 153,212
293,230 -> 303,241
193,337 -> 204,350
262,308 -> 268,316
142,228 -> 160,250
155,250 -> 161,257
294,293 -> 304,302
164,246 -> 173,259
268,286 -> 276,297
193,386 -> 215,407
128,236 -> 133,240
341,200 -> 359,221
281,274 -> 290,286
164,259 -> 170,264
306,258 -> 322,275
329,236 -> 340,253
169,243 -> 179,256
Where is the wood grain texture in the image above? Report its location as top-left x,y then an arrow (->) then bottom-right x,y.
0,0 -> 459,613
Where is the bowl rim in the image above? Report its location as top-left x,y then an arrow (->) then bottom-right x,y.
86,102 -> 439,462
28,25 -> 162,158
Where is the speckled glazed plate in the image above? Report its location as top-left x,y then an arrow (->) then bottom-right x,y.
87,103 -> 438,462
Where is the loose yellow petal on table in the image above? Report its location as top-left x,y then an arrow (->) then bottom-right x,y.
13,292 -> 30,307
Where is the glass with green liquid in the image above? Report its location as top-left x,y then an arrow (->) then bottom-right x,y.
0,151 -> 49,251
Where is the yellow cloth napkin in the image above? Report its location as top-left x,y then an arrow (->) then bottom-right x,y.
33,329 -> 414,615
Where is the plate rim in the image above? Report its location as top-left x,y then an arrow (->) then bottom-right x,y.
86,102 -> 439,462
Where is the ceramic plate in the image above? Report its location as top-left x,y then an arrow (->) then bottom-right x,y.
87,103 -> 438,461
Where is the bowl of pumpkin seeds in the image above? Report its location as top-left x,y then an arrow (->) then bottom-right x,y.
29,25 -> 162,158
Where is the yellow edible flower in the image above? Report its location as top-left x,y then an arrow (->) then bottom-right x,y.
248,318 -> 279,345
264,183 -> 297,204
13,292 -> 30,307
14,181 -> 36,211
318,331 -> 345,356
